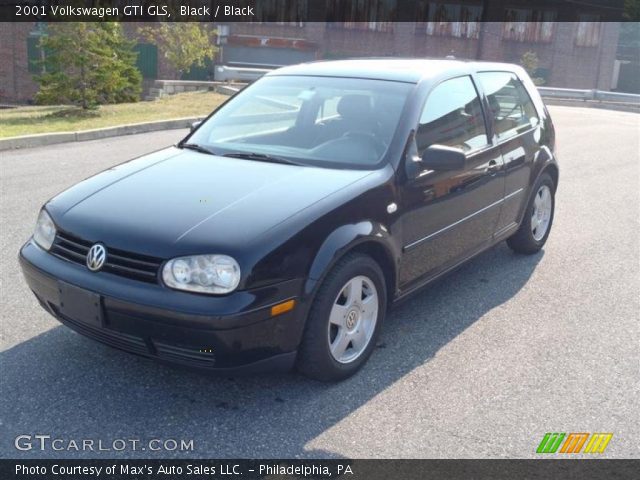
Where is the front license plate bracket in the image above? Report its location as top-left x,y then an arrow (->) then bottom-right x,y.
58,281 -> 103,327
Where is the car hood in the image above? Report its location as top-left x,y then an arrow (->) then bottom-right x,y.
48,147 -> 375,258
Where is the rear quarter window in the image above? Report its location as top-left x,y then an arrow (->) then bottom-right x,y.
477,71 -> 539,141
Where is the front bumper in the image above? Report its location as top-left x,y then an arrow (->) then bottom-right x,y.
19,240 -> 306,373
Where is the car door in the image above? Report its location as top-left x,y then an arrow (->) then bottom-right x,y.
476,71 -> 542,236
398,75 -> 505,289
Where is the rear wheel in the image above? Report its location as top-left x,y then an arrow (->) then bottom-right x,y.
507,173 -> 555,254
297,254 -> 386,381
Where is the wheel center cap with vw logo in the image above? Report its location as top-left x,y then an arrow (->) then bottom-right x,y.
86,244 -> 107,272
346,309 -> 359,330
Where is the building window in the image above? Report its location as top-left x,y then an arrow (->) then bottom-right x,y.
503,8 -> 556,43
27,36 -> 43,74
27,23 -> 48,74
326,0 -> 396,32
415,2 -> 482,39
246,0 -> 307,26
134,43 -> 158,79
575,15 -> 601,47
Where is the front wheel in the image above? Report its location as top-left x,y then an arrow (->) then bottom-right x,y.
507,173 -> 556,254
297,254 -> 387,381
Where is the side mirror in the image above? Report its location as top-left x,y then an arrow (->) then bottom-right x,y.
421,144 -> 466,171
190,121 -> 202,132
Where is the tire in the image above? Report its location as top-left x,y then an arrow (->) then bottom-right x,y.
507,173 -> 555,254
297,253 -> 387,382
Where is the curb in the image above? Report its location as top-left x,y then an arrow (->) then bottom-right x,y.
0,116 -> 204,151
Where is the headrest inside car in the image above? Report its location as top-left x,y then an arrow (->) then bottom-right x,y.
337,95 -> 373,120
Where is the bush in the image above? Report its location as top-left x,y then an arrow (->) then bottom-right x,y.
520,51 -> 546,86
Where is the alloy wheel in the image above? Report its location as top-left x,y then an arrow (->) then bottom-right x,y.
531,185 -> 553,241
327,275 -> 379,364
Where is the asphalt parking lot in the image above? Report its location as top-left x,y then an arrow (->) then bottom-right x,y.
1,106 -> 638,459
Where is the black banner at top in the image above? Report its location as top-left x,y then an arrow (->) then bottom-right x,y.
0,0 -> 635,23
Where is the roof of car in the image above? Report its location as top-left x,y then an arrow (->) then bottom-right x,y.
268,58 -> 522,83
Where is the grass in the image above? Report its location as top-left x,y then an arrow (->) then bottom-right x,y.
0,91 -> 228,138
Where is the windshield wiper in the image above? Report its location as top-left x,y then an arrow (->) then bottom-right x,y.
222,152 -> 302,166
179,143 -> 217,155
180,144 -> 302,165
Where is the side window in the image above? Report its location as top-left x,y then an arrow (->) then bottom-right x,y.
477,71 -> 539,141
416,76 -> 488,155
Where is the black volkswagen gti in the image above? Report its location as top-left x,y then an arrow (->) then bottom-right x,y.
20,59 -> 558,381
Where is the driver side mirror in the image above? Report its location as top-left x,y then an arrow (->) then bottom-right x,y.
421,144 -> 466,171
190,121 -> 202,132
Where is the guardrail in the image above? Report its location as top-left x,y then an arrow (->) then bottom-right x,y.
538,87 -> 640,104
214,65 -> 273,82
207,65 -> 640,108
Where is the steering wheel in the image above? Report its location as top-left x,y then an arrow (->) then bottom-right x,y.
342,131 -> 387,156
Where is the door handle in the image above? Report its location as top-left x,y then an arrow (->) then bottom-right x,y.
486,160 -> 499,175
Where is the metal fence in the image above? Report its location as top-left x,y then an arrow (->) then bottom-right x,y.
212,65 -> 640,106
538,87 -> 640,104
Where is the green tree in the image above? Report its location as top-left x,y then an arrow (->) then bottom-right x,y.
618,2 -> 639,61
138,23 -> 217,79
520,50 -> 545,86
623,0 -> 640,20
35,23 -> 142,109
101,23 -> 143,103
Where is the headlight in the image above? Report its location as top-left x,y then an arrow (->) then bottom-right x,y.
33,209 -> 56,251
162,255 -> 241,294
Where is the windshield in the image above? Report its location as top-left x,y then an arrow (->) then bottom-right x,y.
187,75 -> 413,169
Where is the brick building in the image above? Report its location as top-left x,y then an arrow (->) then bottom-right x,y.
0,2 -> 622,104
228,21 -> 620,90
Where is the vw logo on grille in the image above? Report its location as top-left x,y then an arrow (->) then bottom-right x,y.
86,244 -> 107,272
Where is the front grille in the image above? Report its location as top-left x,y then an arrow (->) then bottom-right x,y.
53,305 -> 149,357
51,230 -> 162,283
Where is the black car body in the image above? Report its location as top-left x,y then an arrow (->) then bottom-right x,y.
20,59 -> 558,380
